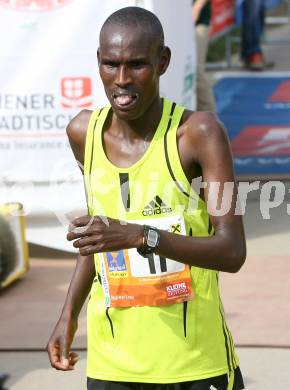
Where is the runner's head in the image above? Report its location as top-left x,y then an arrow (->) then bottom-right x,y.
98,7 -> 171,120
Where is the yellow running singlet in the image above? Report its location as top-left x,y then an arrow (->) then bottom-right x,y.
84,98 -> 239,384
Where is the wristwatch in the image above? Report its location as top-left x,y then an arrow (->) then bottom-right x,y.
137,225 -> 160,257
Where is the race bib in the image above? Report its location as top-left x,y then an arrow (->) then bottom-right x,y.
99,215 -> 194,308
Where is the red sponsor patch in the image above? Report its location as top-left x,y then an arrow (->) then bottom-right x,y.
232,126 -> 290,156
269,81 -> 290,103
60,77 -> 92,108
165,281 -> 189,299
0,0 -> 74,12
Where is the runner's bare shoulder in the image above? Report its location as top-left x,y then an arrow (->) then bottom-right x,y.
180,109 -> 236,188
66,109 -> 92,144
183,111 -> 229,152
183,110 -> 224,137
66,109 -> 93,170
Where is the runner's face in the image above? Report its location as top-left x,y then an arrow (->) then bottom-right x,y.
98,25 -> 168,120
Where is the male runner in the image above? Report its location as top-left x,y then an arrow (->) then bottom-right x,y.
47,7 -> 246,390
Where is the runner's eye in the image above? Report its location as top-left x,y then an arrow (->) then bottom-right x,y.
103,61 -> 118,68
129,60 -> 146,68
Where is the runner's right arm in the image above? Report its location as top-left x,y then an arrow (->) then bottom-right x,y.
46,253 -> 95,370
47,111 -> 95,370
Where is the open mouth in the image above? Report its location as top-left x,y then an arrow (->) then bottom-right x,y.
112,93 -> 138,109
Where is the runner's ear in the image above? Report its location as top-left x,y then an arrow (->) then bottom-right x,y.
158,46 -> 171,76
97,49 -> 100,66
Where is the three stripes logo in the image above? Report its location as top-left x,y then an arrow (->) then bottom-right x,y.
142,196 -> 172,217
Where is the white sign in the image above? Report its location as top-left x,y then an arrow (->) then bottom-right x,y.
0,0 -> 196,248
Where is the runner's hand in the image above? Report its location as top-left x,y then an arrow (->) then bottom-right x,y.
46,317 -> 79,371
67,215 -> 143,255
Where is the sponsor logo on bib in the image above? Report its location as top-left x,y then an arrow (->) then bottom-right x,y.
104,250 -> 128,279
166,282 -> 188,297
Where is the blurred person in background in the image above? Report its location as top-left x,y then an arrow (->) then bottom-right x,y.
241,0 -> 274,70
192,0 -> 216,111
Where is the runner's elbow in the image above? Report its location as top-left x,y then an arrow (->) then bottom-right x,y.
226,243 -> 247,273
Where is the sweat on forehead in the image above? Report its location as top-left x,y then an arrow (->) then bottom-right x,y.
100,6 -> 164,48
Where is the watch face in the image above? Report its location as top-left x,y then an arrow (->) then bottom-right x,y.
147,229 -> 158,248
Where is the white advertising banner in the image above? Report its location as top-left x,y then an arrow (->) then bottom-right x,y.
0,0 -> 195,249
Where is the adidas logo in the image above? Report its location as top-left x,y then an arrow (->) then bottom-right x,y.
142,196 -> 172,217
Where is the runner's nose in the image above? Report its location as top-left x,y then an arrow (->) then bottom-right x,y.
115,65 -> 132,87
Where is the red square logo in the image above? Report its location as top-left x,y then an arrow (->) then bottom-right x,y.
232,126 -> 290,156
61,77 -> 92,108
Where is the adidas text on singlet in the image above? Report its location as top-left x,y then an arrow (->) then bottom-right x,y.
84,98 -> 239,385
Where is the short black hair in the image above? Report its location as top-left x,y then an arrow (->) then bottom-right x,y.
100,6 -> 164,49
